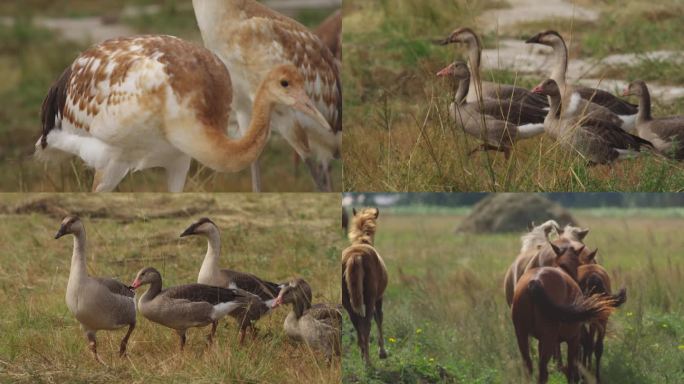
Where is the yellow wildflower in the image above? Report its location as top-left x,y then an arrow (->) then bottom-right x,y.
416,328 -> 423,334
389,337 -> 396,343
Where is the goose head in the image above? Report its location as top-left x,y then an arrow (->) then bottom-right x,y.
180,217 -> 217,237
622,80 -> 647,97
130,267 -> 161,289
532,79 -> 560,97
525,30 -> 564,47
261,65 -> 330,132
54,215 -> 84,239
272,278 -> 312,308
438,27 -> 479,47
436,61 -> 469,79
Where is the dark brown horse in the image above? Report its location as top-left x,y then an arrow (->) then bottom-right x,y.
512,243 -> 618,383
578,264 -> 627,382
342,207 -> 388,366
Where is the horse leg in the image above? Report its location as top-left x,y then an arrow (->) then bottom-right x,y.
537,338 -> 553,384
359,318 -> 372,366
514,325 -> 533,377
595,325 -> 605,383
566,337 -> 580,384
374,298 -> 388,359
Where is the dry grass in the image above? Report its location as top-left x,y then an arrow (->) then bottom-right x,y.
0,193 -> 342,383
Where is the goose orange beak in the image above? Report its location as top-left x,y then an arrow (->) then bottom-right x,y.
436,63 -> 455,77
532,85 -> 543,94
130,279 -> 141,289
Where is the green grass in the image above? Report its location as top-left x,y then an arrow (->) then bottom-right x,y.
342,211 -> 684,383
0,2 -> 341,192
0,193 -> 342,383
342,0 -> 684,192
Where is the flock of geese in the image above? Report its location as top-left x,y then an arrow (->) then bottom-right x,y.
436,28 -> 684,163
54,216 -> 341,364
36,0 -> 341,192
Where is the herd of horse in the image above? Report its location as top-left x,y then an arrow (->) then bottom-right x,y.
341,210 -> 626,383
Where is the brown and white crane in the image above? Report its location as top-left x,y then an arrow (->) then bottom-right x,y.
192,0 -> 342,192
36,35 -> 328,192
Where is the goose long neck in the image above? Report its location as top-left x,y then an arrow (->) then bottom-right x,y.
141,278 -> 162,303
637,84 -> 652,123
550,40 -> 568,86
292,296 -> 311,319
69,229 -> 87,279
199,229 -> 222,281
454,77 -> 469,105
466,41 -> 482,102
547,93 -> 562,119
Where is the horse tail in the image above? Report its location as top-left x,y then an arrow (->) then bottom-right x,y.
528,280 -> 615,324
344,253 -> 366,317
584,274 -> 627,308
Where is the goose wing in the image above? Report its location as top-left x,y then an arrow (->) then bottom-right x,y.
95,277 -> 135,298
576,86 -> 638,115
163,284 -> 245,305
221,269 -> 281,300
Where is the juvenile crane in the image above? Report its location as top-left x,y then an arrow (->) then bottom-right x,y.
193,0 -> 342,192
37,35 -> 329,192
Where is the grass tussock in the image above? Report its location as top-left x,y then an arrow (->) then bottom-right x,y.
0,194 -> 342,383
343,211 -> 684,383
342,0 -> 684,192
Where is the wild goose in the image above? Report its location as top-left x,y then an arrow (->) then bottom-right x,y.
532,79 -> 651,164
272,278 -> 342,362
130,267 -> 268,350
36,35 -> 329,192
180,217 -> 281,343
54,216 -> 136,365
436,61 -> 545,158
525,30 -> 638,131
437,27 -> 548,109
623,80 -> 684,160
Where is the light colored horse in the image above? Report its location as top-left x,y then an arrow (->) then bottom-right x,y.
504,221 -> 592,306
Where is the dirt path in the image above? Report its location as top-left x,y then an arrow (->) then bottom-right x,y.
476,0 -> 684,102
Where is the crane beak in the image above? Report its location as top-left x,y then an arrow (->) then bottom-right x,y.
292,90 -> 331,132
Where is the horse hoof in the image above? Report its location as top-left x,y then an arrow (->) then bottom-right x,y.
379,350 -> 388,359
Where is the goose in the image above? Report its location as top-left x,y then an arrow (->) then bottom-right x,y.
272,278 -> 342,362
36,35 -> 329,192
525,30 -> 638,131
436,61 -> 546,158
54,216 -> 136,365
130,267 -> 268,350
622,80 -> 684,160
532,79 -> 651,164
193,0 -> 341,192
437,27 -> 548,109
180,217 -> 281,343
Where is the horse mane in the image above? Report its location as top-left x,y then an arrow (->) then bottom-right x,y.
348,208 -> 378,245
520,220 -> 560,254
560,224 -> 589,242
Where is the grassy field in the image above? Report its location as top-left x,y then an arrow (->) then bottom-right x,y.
0,0 -> 341,192
342,209 -> 684,383
342,0 -> 684,192
0,193 -> 343,383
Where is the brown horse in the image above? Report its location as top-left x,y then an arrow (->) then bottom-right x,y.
512,243 -> 618,383
578,264 -> 627,382
341,207 -> 388,365
504,221 -> 593,306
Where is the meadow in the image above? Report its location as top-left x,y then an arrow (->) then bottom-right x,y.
0,0 -> 341,192
0,193 -> 343,383
342,0 -> 684,192
342,208 -> 684,383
